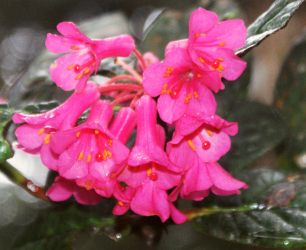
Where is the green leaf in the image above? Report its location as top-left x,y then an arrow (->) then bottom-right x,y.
220,102 -> 287,170
274,41 -> 306,168
0,104 -> 14,162
194,168 -> 306,249
236,0 -> 305,56
12,205 -> 115,250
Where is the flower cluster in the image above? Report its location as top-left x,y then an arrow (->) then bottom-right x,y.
13,8 -> 248,223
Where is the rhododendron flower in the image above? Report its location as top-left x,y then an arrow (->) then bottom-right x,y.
118,96 -> 186,223
13,83 -> 99,170
46,21 -> 135,91
167,115 -> 247,200
143,48 -> 216,124
51,101 -> 135,198
47,176 -> 102,205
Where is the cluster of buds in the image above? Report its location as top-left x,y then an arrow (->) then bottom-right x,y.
13,8 -> 248,223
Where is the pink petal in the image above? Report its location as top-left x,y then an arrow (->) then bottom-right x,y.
189,8 -> 218,42
215,48 -> 247,81
50,52 -> 94,91
110,107 -> 136,144
143,63 -> 167,97
73,187 -> 102,205
165,39 -> 188,55
113,203 -> 130,215
58,140 -> 88,179
207,162 -> 248,194
130,183 -> 170,222
193,129 -> 231,162
157,89 -> 187,124
47,177 -> 73,201
170,203 -> 187,224
40,144 -> 58,171
45,33 -> 84,53
94,35 -> 135,58
15,125 -> 44,150
204,19 -> 247,50
57,22 -> 90,42
181,159 -> 212,200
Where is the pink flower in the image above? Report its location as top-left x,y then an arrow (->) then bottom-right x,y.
13,83 -> 99,170
46,21 -> 135,91
143,48 -> 216,124
166,8 -> 247,92
117,96 -> 185,223
112,183 -> 136,216
51,101 -> 135,198
167,115 -> 247,200
47,176 -> 102,205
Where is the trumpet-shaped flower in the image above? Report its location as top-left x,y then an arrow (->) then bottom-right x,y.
51,101 -> 135,198
166,8 -> 247,92
143,48 -> 216,124
117,96 -> 185,223
167,115 -> 247,200
46,21 -> 135,91
13,83 -> 99,170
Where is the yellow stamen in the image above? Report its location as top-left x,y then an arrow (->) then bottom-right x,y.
76,131 -> 81,138
146,168 -> 152,177
75,73 -> 83,80
184,93 -> 192,104
44,134 -> 51,144
84,180 -> 92,190
108,139 -> 113,146
78,151 -> 84,160
82,67 -> 91,75
187,140 -> 196,151
219,41 -> 225,47
37,128 -> 45,136
163,66 -> 174,77
94,130 -> 100,135
206,129 -> 214,137
117,201 -> 125,207
70,45 -> 80,50
193,91 -> 199,98
198,57 -> 205,64
87,154 -> 92,162
67,64 -> 75,70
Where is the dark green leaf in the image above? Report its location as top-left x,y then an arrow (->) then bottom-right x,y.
12,205 -> 115,250
0,104 -> 13,162
220,102 -> 287,170
194,168 -> 306,249
274,41 -> 306,168
236,0 -> 305,56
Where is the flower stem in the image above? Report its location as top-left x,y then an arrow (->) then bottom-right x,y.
0,161 -> 49,201
115,58 -> 143,83
111,94 -> 136,106
184,203 -> 264,221
99,83 -> 142,93
134,49 -> 147,71
104,75 -> 140,85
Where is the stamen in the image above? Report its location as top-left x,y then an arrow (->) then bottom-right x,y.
76,131 -> 81,138
219,42 -> 225,47
44,134 -> 51,144
78,151 -> 84,160
87,154 -> 92,162
67,64 -> 75,70
202,140 -> 211,150
117,201 -> 125,207
187,140 -> 196,151
163,66 -> 174,77
84,180 -> 92,190
37,128 -> 45,135
206,129 -> 214,137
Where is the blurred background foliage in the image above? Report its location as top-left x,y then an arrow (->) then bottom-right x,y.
0,0 -> 306,249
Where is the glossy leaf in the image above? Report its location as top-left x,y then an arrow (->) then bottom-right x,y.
236,0 -> 305,56
220,102 -> 287,170
0,104 -> 13,162
274,42 -> 306,168
194,168 -> 306,249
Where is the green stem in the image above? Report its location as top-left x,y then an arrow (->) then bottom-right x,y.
184,203 -> 263,221
0,161 -> 49,201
